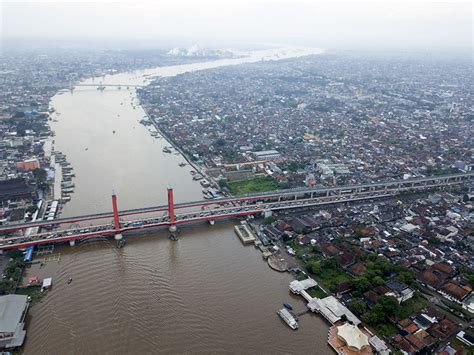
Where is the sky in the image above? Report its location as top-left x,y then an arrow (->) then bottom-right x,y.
1,0 -> 472,50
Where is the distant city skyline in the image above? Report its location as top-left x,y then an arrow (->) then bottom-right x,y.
1,0 -> 472,51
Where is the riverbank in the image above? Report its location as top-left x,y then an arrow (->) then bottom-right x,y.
19,47 -> 333,354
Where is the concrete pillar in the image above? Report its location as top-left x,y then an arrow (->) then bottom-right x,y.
69,240 -> 75,246
112,194 -> 121,231
263,210 -> 273,218
114,233 -> 123,240
169,225 -> 177,233
167,188 -> 175,224
208,220 -> 215,225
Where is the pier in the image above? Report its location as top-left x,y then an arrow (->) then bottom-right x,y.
234,223 -> 256,244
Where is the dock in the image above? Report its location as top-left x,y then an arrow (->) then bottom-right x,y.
234,223 -> 256,244
289,278 -> 361,326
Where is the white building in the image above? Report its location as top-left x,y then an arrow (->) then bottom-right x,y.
0,295 -> 29,349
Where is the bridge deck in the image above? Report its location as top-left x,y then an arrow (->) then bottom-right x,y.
0,172 -> 472,250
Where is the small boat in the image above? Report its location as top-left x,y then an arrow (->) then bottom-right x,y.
283,303 -> 293,311
162,147 -> 172,153
178,162 -> 186,167
67,277 -> 73,284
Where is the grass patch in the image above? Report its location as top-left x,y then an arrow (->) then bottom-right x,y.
306,286 -> 328,299
227,176 -> 280,195
16,286 -> 45,304
397,294 -> 428,319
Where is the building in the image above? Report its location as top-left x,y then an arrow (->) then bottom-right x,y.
16,158 -> 40,171
0,178 -> 37,203
42,277 -> 52,291
0,294 -> 29,349
385,280 -> 415,303
252,150 -> 281,160
328,323 -> 372,355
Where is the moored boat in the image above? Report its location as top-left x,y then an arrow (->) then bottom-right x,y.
277,308 -> 298,330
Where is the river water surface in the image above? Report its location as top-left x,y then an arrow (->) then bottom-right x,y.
22,47 -> 332,354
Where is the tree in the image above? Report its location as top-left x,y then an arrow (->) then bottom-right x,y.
263,216 -> 277,224
7,250 -> 23,259
348,299 -> 368,315
0,280 -> 14,295
353,276 -> 372,294
372,276 -> 385,287
33,168 -> 47,182
322,257 -> 338,269
309,261 -> 322,274
363,310 -> 382,325
396,270 -> 415,286
378,295 -> 399,317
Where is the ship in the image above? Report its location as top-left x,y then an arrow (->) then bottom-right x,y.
276,308 -> 298,330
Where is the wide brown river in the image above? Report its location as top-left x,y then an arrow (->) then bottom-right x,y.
22,48 -> 331,354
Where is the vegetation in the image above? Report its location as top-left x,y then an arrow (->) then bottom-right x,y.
0,250 -> 25,295
396,293 -> 428,319
351,253 -> 415,297
263,216 -> 278,224
16,286 -> 45,304
226,176 -> 280,195
306,286 -> 328,299
305,257 -> 352,292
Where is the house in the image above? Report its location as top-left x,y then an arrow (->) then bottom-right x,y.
385,280 -> 415,303
320,243 -> 340,257
427,318 -> 459,341
456,331 -> 474,347
349,262 -> 367,276
439,282 -> 471,303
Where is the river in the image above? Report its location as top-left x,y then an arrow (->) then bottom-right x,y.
22,47 -> 332,354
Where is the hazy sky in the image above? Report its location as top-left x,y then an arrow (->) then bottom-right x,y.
1,0 -> 472,50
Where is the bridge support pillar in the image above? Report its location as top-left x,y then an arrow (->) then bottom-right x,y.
112,194 -> 124,246
167,188 -> 175,224
69,240 -> 75,247
263,210 -> 273,218
112,193 -> 121,231
167,188 -> 178,240
208,220 -> 215,225
169,224 -> 178,240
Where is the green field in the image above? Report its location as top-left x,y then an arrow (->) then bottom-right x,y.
226,176 -> 280,195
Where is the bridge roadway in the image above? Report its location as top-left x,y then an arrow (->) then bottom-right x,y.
0,172 -> 472,250
73,84 -> 144,88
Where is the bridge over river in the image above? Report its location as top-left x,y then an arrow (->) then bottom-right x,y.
1,172 -> 472,250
